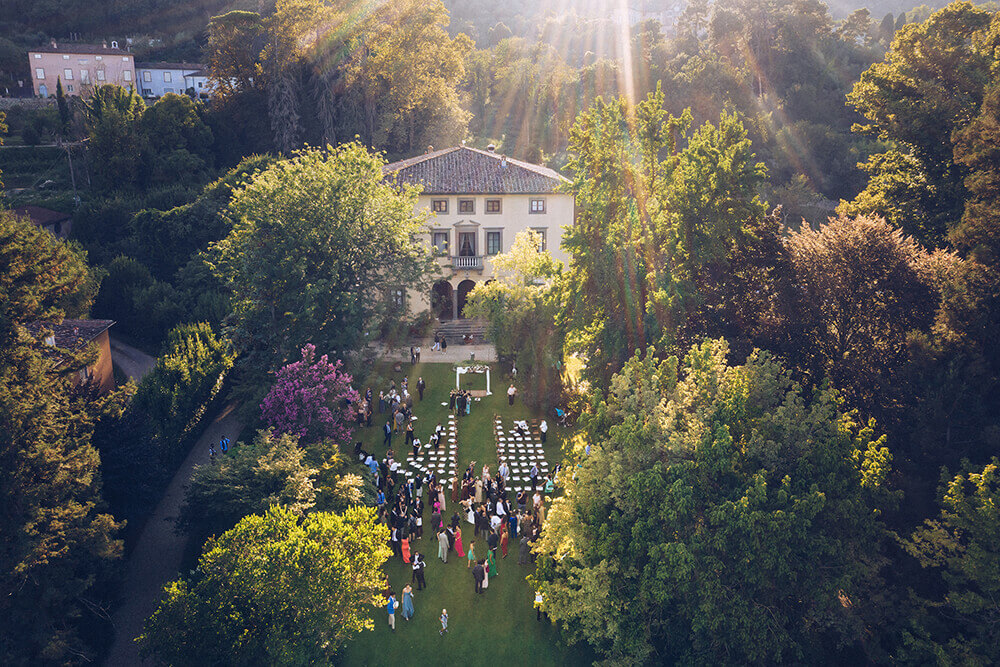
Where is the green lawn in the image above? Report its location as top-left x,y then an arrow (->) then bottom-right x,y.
341,359 -> 593,665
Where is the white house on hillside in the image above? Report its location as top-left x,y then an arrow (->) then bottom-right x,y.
136,62 -> 211,99
383,145 -> 573,320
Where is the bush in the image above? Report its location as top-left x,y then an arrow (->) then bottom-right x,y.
94,323 -> 235,527
92,255 -> 154,334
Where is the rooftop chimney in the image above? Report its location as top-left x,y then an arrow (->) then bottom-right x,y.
487,143 -> 496,152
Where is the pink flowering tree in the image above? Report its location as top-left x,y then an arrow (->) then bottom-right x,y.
260,344 -> 360,445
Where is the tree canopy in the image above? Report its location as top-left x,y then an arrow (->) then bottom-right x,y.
533,340 -> 896,664
208,143 -> 433,398
139,505 -> 391,665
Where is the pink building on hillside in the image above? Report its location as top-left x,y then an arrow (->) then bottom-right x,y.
28,41 -> 135,97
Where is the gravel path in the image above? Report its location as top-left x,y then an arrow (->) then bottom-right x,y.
104,404 -> 243,666
109,335 -> 156,382
372,339 -> 497,363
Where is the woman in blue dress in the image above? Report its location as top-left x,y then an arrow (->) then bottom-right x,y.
401,583 -> 415,621
508,512 -> 518,539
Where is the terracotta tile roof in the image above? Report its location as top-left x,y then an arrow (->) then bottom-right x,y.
29,44 -> 131,56
25,319 -> 114,350
13,206 -> 71,227
383,146 -> 569,195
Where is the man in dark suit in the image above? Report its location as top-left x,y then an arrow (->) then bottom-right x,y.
417,376 -> 426,401
473,560 -> 486,594
383,420 -> 392,447
412,553 -> 426,590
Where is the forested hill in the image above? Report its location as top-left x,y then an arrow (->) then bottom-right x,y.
1,0 -> 262,60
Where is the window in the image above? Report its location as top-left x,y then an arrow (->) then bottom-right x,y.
142,88 -> 152,96
80,69 -> 89,83
486,230 -> 502,255
530,198 -> 546,214
458,199 -> 475,214
531,227 -> 548,251
165,88 -> 174,94
123,70 -> 132,81
431,199 -> 448,214
79,367 -> 91,382
198,82 -> 203,88
485,198 -> 501,214
62,54 -> 70,60
96,70 -> 105,81
95,55 -> 102,61
163,71 -> 172,82
34,53 -> 41,59
458,231 -> 477,256
143,70 -> 151,82
391,289 -> 404,307
35,68 -> 45,79
67,84 -> 74,92
122,57 -> 129,61
432,231 -> 449,254
63,68 -> 73,80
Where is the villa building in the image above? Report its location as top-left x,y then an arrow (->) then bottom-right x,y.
136,62 -> 211,99
383,145 -> 573,320
25,319 -> 116,394
28,42 -> 134,97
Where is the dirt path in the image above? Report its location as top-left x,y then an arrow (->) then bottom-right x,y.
104,404 -> 243,666
109,335 -> 156,382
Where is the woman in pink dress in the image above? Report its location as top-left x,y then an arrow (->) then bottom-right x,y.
454,525 -> 466,558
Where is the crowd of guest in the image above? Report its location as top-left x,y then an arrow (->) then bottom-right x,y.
353,370 -> 556,635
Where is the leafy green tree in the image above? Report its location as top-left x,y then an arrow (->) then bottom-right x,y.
781,214 -> 941,422
0,325 -> 126,665
562,88 -> 767,387
140,93 -> 214,183
83,84 -> 147,190
56,77 -> 70,137
206,10 -> 266,101
179,429 -> 317,540
133,322 -> 235,466
337,0 -> 471,156
533,340 -> 896,664
139,505 -> 391,665
0,215 -> 126,664
0,210 -> 98,323
465,229 -> 562,407
952,75 -> 1000,265
95,323 -> 235,525
901,460 -> 1000,664
208,143 -> 433,399
843,2 -> 995,248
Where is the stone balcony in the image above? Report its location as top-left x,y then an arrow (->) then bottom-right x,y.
451,255 -> 484,271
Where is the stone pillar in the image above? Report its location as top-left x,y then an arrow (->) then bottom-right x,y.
452,286 -> 458,320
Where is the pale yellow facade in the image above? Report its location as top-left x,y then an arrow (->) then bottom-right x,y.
412,192 -> 574,320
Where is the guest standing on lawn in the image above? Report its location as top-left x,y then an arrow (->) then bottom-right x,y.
455,526 -> 466,558
473,561 -> 485,594
412,553 -> 426,590
401,584 -> 415,621
437,528 -> 450,563
507,383 -> 517,405
417,376 -> 425,400
387,593 -> 397,631
466,540 -> 476,568
440,609 -> 448,635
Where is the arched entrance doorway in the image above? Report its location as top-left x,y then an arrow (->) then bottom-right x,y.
457,279 -> 476,319
39,84 -> 48,97
432,281 -> 454,320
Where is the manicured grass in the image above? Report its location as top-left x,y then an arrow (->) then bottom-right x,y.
341,360 -> 593,665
